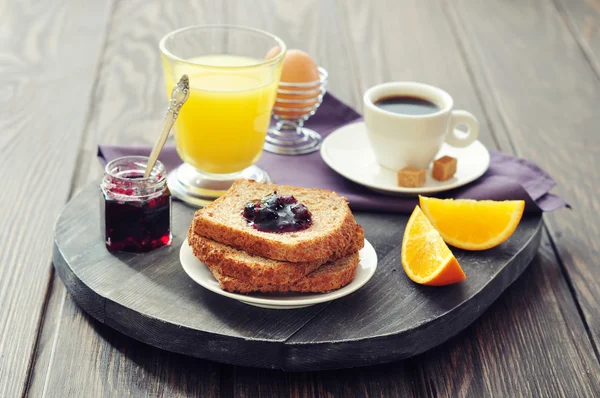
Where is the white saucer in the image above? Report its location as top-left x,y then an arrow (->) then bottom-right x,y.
180,238 -> 377,309
321,121 -> 490,196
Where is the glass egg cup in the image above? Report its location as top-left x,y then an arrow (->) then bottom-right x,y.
264,67 -> 328,155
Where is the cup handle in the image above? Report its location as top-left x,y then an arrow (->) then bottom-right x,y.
445,110 -> 479,148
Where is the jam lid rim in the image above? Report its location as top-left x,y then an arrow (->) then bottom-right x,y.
104,155 -> 167,189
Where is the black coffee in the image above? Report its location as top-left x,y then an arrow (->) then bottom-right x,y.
374,95 -> 440,115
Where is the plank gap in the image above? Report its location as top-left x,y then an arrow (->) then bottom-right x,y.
439,0 -> 517,153
218,363 -> 234,398
441,0 -> 600,369
437,0 -> 509,154
21,267 -> 56,398
66,0 -> 119,200
24,0 -> 118,395
542,224 -> 600,364
333,0 -> 367,107
39,288 -> 67,398
551,0 -> 600,82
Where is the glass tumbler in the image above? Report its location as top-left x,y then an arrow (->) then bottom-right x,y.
160,25 -> 286,207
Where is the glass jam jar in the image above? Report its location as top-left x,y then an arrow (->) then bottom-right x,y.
101,156 -> 172,253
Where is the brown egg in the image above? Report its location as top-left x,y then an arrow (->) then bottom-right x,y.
266,48 -> 320,118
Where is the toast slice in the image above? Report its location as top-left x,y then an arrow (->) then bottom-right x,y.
207,252 -> 360,294
188,227 -> 364,286
191,180 -> 364,262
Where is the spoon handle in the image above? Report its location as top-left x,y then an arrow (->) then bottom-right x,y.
144,75 -> 190,178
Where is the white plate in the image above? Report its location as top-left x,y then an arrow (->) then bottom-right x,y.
320,121 -> 491,195
180,238 -> 377,309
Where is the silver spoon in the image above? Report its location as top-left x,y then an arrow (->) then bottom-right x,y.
144,74 -> 190,178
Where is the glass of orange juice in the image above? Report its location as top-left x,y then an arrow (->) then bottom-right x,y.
159,25 -> 285,206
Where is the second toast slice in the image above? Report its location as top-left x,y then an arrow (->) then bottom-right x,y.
207,252 -> 360,294
188,227 -> 365,286
191,180 -> 364,262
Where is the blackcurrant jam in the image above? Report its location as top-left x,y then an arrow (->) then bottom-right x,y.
101,156 -> 172,253
242,192 -> 312,233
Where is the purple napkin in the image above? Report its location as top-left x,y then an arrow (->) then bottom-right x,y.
98,93 -> 567,213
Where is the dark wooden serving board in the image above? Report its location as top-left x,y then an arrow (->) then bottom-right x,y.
53,181 -> 542,371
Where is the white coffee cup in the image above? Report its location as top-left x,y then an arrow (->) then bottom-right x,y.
363,82 -> 479,170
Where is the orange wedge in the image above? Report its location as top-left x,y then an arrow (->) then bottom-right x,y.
419,196 -> 525,251
401,206 -> 466,286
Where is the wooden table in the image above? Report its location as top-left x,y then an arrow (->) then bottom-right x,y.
1,0 -> 599,396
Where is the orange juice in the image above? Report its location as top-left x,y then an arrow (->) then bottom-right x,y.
163,54 -> 280,174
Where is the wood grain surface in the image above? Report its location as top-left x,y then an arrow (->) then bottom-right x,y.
449,0 -> 600,358
0,0 -> 596,396
554,0 -> 600,77
0,0 -> 114,397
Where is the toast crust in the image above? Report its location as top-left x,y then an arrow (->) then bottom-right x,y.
188,230 -> 321,285
207,252 -> 360,293
188,227 -> 364,286
192,180 -> 364,262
